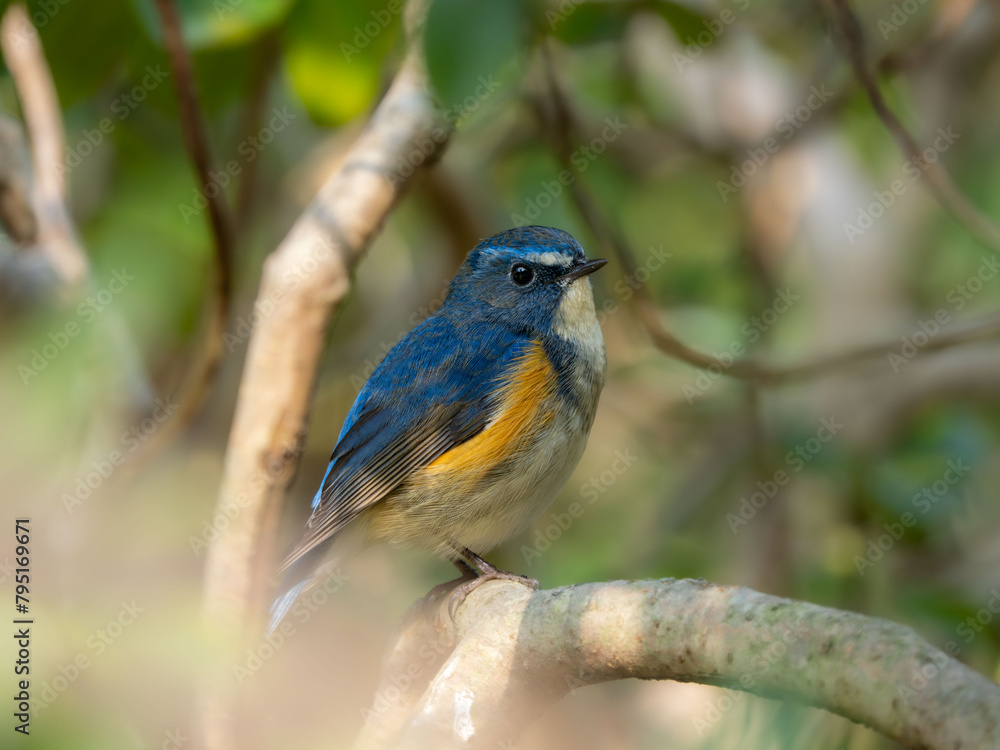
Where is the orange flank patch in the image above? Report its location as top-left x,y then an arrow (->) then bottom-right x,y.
426,341 -> 555,479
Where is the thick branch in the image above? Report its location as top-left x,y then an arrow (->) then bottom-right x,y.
202,32 -> 446,656
197,5 -> 448,748
356,579 -> 1000,749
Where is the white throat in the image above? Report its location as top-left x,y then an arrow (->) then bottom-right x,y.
554,278 -> 605,365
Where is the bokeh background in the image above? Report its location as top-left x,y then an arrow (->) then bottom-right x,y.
2,0 -> 999,748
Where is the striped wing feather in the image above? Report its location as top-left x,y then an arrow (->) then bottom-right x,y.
279,401 -> 485,571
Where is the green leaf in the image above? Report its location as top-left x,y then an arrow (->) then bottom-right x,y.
548,2 -> 631,45
654,0 -> 711,43
424,0 -> 524,109
130,0 -> 294,49
283,0 -> 402,125
30,0 -> 137,105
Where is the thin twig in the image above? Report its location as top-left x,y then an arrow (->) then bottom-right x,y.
154,0 -> 236,267
609,197 -> 1000,383
0,113 -> 37,244
0,4 -> 86,286
149,0 -> 236,437
826,0 -> 1000,253
103,0 -> 241,477
235,31 -> 279,226
1,4 -> 154,412
538,43 -> 1000,386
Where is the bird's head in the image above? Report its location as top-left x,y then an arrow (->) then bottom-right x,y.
447,226 -> 606,336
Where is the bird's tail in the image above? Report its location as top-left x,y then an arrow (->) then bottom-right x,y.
266,545 -> 332,637
266,527 -> 365,637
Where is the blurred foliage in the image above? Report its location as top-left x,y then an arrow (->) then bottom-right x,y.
2,0 -> 1000,749
424,0 -> 525,106
282,0 -> 399,124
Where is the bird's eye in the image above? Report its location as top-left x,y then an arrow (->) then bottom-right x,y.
511,263 -> 534,286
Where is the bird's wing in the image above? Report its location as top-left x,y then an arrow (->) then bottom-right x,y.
278,316 -> 528,572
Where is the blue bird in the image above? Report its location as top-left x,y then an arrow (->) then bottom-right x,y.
269,226 -> 607,632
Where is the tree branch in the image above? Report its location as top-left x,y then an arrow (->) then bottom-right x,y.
825,0 -> 1000,254
197,3 -> 449,747
0,112 -> 37,245
354,579 -> 1000,749
0,3 -> 86,287
0,3 -> 153,411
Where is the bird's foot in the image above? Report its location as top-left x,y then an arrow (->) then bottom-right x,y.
420,559 -> 478,619
446,561 -> 539,621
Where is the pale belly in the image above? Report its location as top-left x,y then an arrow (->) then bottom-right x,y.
362,403 -> 595,559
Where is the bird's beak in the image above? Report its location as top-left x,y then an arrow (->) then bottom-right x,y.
560,258 -> 608,283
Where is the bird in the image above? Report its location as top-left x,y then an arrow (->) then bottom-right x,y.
268,226 -> 607,633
